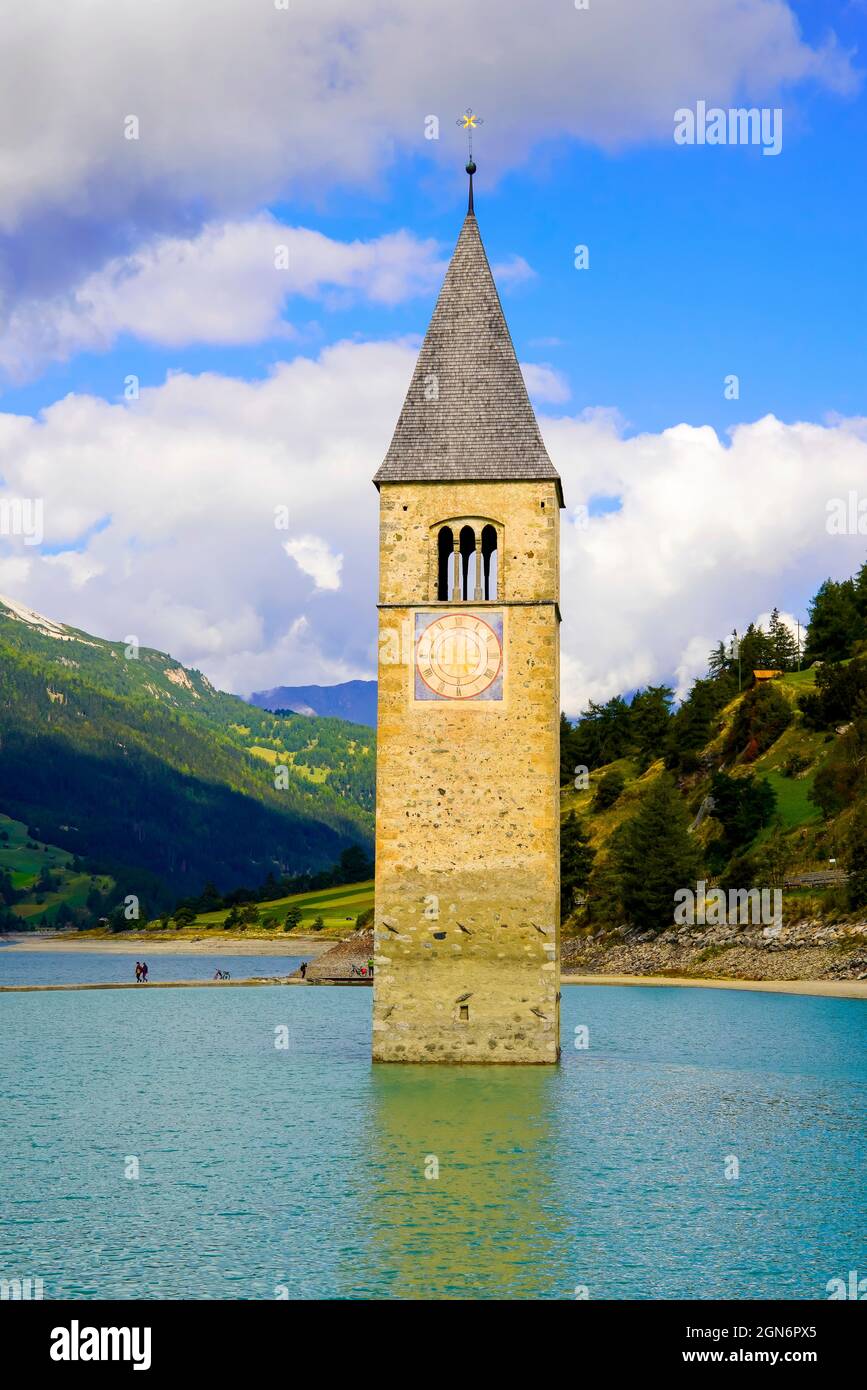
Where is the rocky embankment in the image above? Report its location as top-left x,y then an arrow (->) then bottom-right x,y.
303,921 -> 867,986
561,919 -> 867,983
294,929 -> 374,980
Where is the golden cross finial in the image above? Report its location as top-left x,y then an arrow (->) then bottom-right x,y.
456,107 -> 483,163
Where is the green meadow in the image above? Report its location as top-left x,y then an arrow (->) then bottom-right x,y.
1,813 -> 114,925
173,879 -> 374,937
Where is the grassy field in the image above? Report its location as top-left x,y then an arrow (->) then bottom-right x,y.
761,770 -> 823,829
781,667 -> 818,689
0,813 -> 115,926
183,879 -> 374,937
0,813 -> 117,924
559,757 -> 647,849
0,812 -> 74,888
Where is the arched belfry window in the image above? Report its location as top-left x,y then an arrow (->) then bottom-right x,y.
434,518 -> 500,602
482,524 -> 498,600
437,526 -> 454,601
460,525 -> 476,600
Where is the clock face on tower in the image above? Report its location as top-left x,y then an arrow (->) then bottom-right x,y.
414,611 -> 504,702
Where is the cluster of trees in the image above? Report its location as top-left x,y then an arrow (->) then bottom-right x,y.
218,902 -> 327,933
802,563 -> 867,665
559,559 -> 867,932
705,772 -> 777,868
561,776 -> 700,932
560,686 -> 677,778
561,770 -> 782,930
708,608 -> 802,678
0,869 -> 19,930
169,844 -> 373,925
809,708 -> 867,820
707,559 -> 867,679
723,682 -> 791,762
800,657 -> 867,731
560,672 -> 742,782
563,759 -> 867,931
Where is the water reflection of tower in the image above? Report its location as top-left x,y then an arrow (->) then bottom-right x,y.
349,1065 -> 567,1299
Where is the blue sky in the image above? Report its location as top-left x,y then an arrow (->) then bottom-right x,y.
5,0 -> 867,433
1,0 -> 866,711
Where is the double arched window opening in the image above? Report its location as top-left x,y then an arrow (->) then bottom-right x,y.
436,522 -> 498,602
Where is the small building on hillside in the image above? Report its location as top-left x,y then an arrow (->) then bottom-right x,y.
753,669 -> 783,683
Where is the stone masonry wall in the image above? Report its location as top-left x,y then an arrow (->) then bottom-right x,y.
373,480 -> 561,1063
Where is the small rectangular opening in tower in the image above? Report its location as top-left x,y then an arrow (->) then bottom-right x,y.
459,1004 -> 469,1022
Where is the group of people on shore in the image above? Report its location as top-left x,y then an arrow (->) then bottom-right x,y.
134,960 -> 149,983
350,959 -> 375,977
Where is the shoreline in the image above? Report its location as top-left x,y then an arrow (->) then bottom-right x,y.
3,936 -> 865,1000
0,978 -> 305,992
1,972 -> 864,999
0,934 -> 331,956
561,973 -> 867,1001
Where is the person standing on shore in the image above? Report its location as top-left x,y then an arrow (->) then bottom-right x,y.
135,961 -> 142,983
300,962 -> 307,980
141,960 -> 149,983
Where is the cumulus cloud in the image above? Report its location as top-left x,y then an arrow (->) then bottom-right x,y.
0,341 -> 407,691
1,345 -> 866,706
521,364 -> 571,404
553,410 -> 867,712
0,218 -> 444,375
491,256 -> 536,290
0,0 -> 857,312
283,535 -> 343,592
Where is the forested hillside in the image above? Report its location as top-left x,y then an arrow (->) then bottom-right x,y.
0,596 -> 374,917
559,560 -> 867,937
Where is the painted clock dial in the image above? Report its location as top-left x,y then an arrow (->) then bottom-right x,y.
415,611 -> 504,701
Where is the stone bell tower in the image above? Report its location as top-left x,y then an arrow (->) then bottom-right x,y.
371,162 -> 563,1063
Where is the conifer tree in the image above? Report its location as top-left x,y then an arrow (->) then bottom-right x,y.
738,622 -> 775,674
629,685 -> 674,770
854,559 -> 867,624
767,608 -> 798,670
803,578 -> 859,664
612,773 -> 700,933
846,801 -> 867,911
707,641 -> 732,681
560,812 -> 595,917
283,904 -> 303,932
559,712 -> 580,785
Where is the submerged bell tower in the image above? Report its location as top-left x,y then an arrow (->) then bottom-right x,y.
372,157 -> 563,1063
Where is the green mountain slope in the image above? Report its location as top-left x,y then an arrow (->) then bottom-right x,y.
560,660 -> 866,932
0,596 -> 374,905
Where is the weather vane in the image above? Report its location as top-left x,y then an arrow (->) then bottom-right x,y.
456,107 -> 483,167
456,108 -> 483,212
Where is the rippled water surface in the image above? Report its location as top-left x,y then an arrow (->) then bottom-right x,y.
1,984 -> 864,1299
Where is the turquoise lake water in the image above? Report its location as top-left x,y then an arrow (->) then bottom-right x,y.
0,950 -> 302,987
0,983 -> 864,1299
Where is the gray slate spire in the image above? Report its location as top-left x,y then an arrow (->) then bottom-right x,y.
373,209 -> 563,505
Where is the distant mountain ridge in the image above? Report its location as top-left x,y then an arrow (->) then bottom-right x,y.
248,680 -> 377,728
0,594 -> 374,903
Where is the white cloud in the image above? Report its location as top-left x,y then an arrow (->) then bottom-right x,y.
521,363 -> 571,404
0,340 -> 407,691
283,535 -> 343,591
0,346 -> 866,706
0,1 -> 856,311
755,608 -> 801,638
553,409 -> 867,712
0,218 -> 445,375
43,551 -> 105,590
491,256 -> 536,290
